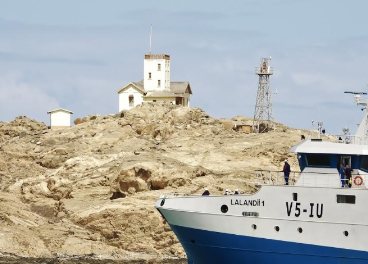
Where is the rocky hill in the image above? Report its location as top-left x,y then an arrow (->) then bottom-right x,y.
0,103 -> 307,263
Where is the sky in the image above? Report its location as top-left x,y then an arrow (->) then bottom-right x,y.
0,0 -> 368,135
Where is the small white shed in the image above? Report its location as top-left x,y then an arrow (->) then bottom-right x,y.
47,108 -> 73,128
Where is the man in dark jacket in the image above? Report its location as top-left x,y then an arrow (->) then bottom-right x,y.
283,159 -> 291,185
344,164 -> 353,188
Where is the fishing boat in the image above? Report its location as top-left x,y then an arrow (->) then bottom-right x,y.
154,92 -> 368,264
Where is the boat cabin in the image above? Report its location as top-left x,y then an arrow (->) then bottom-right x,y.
291,139 -> 368,188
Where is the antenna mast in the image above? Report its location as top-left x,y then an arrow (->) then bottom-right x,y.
149,24 -> 152,55
253,57 -> 274,133
344,90 -> 368,144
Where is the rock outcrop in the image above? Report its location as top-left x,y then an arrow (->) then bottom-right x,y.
0,103 -> 307,262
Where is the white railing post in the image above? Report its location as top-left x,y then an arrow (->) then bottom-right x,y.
269,171 -> 272,184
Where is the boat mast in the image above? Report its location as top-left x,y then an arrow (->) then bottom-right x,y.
344,91 -> 368,144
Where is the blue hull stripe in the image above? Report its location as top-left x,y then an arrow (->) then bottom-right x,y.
170,224 -> 368,264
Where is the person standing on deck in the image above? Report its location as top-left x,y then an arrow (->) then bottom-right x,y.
344,164 -> 353,188
283,159 -> 291,185
339,163 -> 346,187
202,188 -> 210,196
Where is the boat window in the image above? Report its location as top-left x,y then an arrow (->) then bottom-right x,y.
337,195 -> 355,204
305,154 -> 330,167
360,156 -> 368,171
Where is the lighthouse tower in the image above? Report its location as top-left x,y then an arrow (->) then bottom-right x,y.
143,54 -> 170,91
253,57 -> 274,133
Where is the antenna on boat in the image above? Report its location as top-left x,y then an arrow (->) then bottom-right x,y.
344,91 -> 367,94
344,91 -> 367,107
311,120 -> 325,139
341,127 -> 350,144
344,90 -> 368,144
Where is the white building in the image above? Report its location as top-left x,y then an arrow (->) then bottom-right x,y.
47,108 -> 73,128
118,54 -> 192,112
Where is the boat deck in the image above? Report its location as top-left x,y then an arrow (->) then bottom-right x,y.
255,169 -> 368,188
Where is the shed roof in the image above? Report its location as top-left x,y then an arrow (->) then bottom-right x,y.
47,108 -> 73,114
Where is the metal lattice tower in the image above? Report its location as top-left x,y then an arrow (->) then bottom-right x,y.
253,57 -> 274,133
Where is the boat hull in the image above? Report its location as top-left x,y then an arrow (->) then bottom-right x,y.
155,185 -> 368,263
170,224 -> 368,264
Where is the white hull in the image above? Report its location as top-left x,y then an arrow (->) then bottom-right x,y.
155,185 -> 368,263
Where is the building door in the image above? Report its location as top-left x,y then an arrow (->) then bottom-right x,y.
175,97 -> 183,105
129,95 -> 134,107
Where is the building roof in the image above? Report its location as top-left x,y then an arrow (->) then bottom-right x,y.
133,80 -> 144,90
47,108 -> 73,114
144,91 -> 177,98
119,79 -> 192,97
170,82 -> 192,94
118,81 -> 145,94
144,54 -> 170,60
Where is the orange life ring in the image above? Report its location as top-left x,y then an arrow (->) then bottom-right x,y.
353,175 -> 363,186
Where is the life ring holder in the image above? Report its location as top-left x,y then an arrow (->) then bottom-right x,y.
353,175 -> 363,186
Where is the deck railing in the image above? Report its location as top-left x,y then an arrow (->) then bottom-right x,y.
255,170 -> 368,188
304,133 -> 368,145
159,193 -> 201,199
159,171 -> 368,200
254,170 -> 300,186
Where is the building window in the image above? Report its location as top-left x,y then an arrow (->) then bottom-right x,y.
158,80 -> 161,87
148,72 -> 151,79
129,95 -> 134,107
158,64 -> 161,71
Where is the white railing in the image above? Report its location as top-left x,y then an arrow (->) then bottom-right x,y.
255,170 -> 368,188
304,133 -> 368,145
335,135 -> 368,145
254,170 -> 300,186
296,172 -> 343,187
159,193 -> 200,199
255,67 -> 273,75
